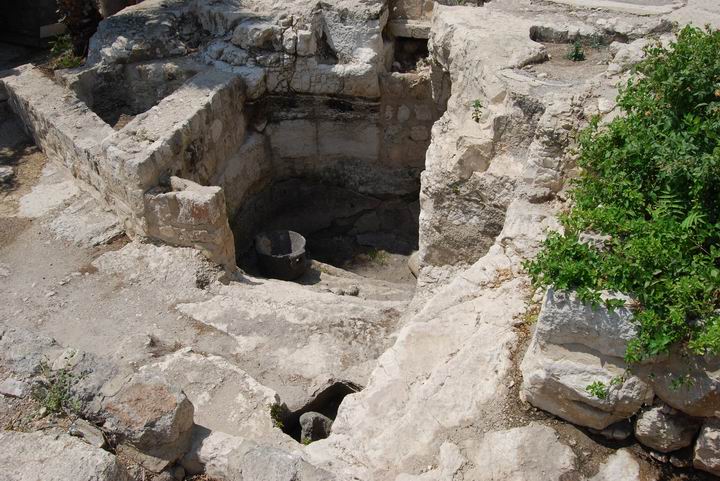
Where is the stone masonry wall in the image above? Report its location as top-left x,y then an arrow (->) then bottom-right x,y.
0,66 -> 244,269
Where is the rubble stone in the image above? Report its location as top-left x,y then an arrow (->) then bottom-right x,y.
0,430 -> 131,481
694,418 -> 720,477
635,403 -> 701,453
103,379 -> 194,472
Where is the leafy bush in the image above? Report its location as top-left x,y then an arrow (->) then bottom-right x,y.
472,99 -> 483,123
566,40 -> 586,62
32,361 -> 82,415
525,26 -> 720,364
49,34 -> 84,70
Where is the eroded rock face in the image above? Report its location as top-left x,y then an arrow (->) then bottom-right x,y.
103,379 -> 194,472
694,418 -> 720,477
520,288 -> 654,430
145,177 -> 236,270
634,403 -> 701,453
0,430 -> 131,481
463,424 -> 577,481
590,449 -> 641,481
137,348 -> 284,442
643,355 -> 720,419
182,430 -> 335,481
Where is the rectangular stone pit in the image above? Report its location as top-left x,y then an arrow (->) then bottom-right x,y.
0,64 -> 252,269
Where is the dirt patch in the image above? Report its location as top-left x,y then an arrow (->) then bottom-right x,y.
342,249 -> 416,286
527,43 -> 612,82
0,42 -> 52,71
0,217 -> 31,248
0,103 -> 48,217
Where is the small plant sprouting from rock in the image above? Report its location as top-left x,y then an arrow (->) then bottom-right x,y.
471,99 -> 483,123
49,34 -> 84,70
586,374 -> 627,400
522,302 -> 541,325
566,41 -> 585,62
302,437 -> 313,445
670,373 -> 695,391
585,381 -> 608,400
448,180 -> 462,195
270,403 -> 285,429
367,248 -> 389,265
32,361 -> 81,416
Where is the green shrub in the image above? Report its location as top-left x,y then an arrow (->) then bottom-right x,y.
49,34 -> 84,70
32,361 -> 81,415
525,26 -> 720,364
566,40 -> 586,62
471,99 -> 483,123
585,381 -> 608,399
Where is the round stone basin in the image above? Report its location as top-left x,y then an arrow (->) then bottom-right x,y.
254,230 -> 308,280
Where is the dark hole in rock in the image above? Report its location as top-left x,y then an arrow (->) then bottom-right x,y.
234,179 -> 419,285
279,380 -> 362,443
392,37 -> 428,73
318,31 -> 339,65
325,98 -> 355,112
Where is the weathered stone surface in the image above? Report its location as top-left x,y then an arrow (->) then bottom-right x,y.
69,419 -> 107,449
607,39 -> 651,74
0,378 -> 29,398
407,251 -> 420,277
417,7 -> 576,273
307,248 -> 531,478
0,430 -> 130,481
176,271 -> 407,410
138,348 -> 284,442
0,324 -> 62,376
635,403 -> 701,453
643,354 -> 720,419
103,378 -> 194,472
183,429 -> 335,480
300,412 -> 334,442
1,67 -> 114,211
145,177 -> 236,270
463,424 -> 577,481
87,0 -> 198,65
521,289 -> 654,430
4,2 -> 718,481
694,418 -> 720,477
531,288 -> 636,358
590,449 -> 641,481
0,165 -> 13,183
47,196 -> 124,248
232,21 -> 279,50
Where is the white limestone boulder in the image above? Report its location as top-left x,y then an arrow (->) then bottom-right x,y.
463,423 -> 577,481
0,430 -> 131,481
102,378 -> 194,472
590,449 -> 641,481
694,418 -> 720,477
182,429 -> 334,481
634,403 -> 701,453
643,354 -> 720,419
521,288 -> 654,430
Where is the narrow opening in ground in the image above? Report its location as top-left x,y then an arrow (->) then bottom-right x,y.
279,381 -> 362,443
392,36 -> 429,73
